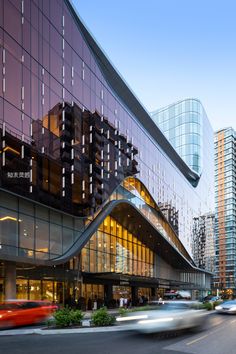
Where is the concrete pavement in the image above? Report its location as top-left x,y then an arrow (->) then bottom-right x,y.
0,325 -> 129,336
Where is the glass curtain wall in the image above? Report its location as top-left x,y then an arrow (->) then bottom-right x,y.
15,278 -> 64,302
81,216 -> 154,277
151,99 -> 203,174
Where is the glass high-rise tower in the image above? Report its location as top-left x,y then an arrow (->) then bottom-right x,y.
151,99 -> 215,275
215,128 -> 236,295
151,99 -> 210,174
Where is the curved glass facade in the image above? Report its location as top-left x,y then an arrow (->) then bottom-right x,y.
0,0 -> 214,301
0,177 -> 192,264
151,99 -> 206,174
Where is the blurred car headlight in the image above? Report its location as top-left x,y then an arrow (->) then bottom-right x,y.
215,306 -> 222,310
116,315 -> 148,322
138,317 -> 174,324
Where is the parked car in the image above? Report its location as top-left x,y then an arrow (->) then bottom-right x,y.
116,301 -> 207,334
0,300 -> 58,329
163,291 -> 191,300
163,290 -> 191,300
202,296 -> 223,304
215,300 -> 236,314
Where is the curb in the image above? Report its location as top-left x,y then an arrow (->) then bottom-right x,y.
0,326 -> 129,336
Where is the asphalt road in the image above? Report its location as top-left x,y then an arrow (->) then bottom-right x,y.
1,313 -> 236,354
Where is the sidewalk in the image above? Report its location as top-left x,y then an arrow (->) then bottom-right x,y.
0,325 -> 128,336
0,308 -> 123,336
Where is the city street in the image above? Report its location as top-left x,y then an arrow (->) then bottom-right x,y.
0,313 -> 236,354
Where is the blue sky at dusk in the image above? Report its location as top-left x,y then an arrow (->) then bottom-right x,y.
72,0 -> 236,131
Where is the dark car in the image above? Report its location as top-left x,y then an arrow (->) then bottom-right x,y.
203,296 -> 222,304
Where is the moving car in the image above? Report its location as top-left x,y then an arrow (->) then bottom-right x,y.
215,300 -> 236,314
0,300 -> 58,329
116,301 -> 207,334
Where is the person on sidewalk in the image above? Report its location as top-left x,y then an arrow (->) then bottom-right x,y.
138,295 -> 143,306
93,295 -> 98,311
119,296 -> 124,308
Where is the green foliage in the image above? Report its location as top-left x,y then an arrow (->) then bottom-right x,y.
191,303 -> 205,310
91,307 -> 115,326
118,308 -> 129,316
70,309 -> 84,325
54,307 -> 72,327
202,302 -> 213,311
53,307 -> 84,327
132,305 -> 158,312
45,318 -> 55,328
202,300 -> 222,311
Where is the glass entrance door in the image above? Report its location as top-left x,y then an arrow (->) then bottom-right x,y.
112,286 -> 131,301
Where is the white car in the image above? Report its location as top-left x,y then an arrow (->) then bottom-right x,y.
215,300 -> 236,314
116,301 -> 207,334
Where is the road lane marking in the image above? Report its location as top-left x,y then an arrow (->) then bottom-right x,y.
186,316 -> 236,347
164,315 -> 236,352
186,334 -> 209,346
